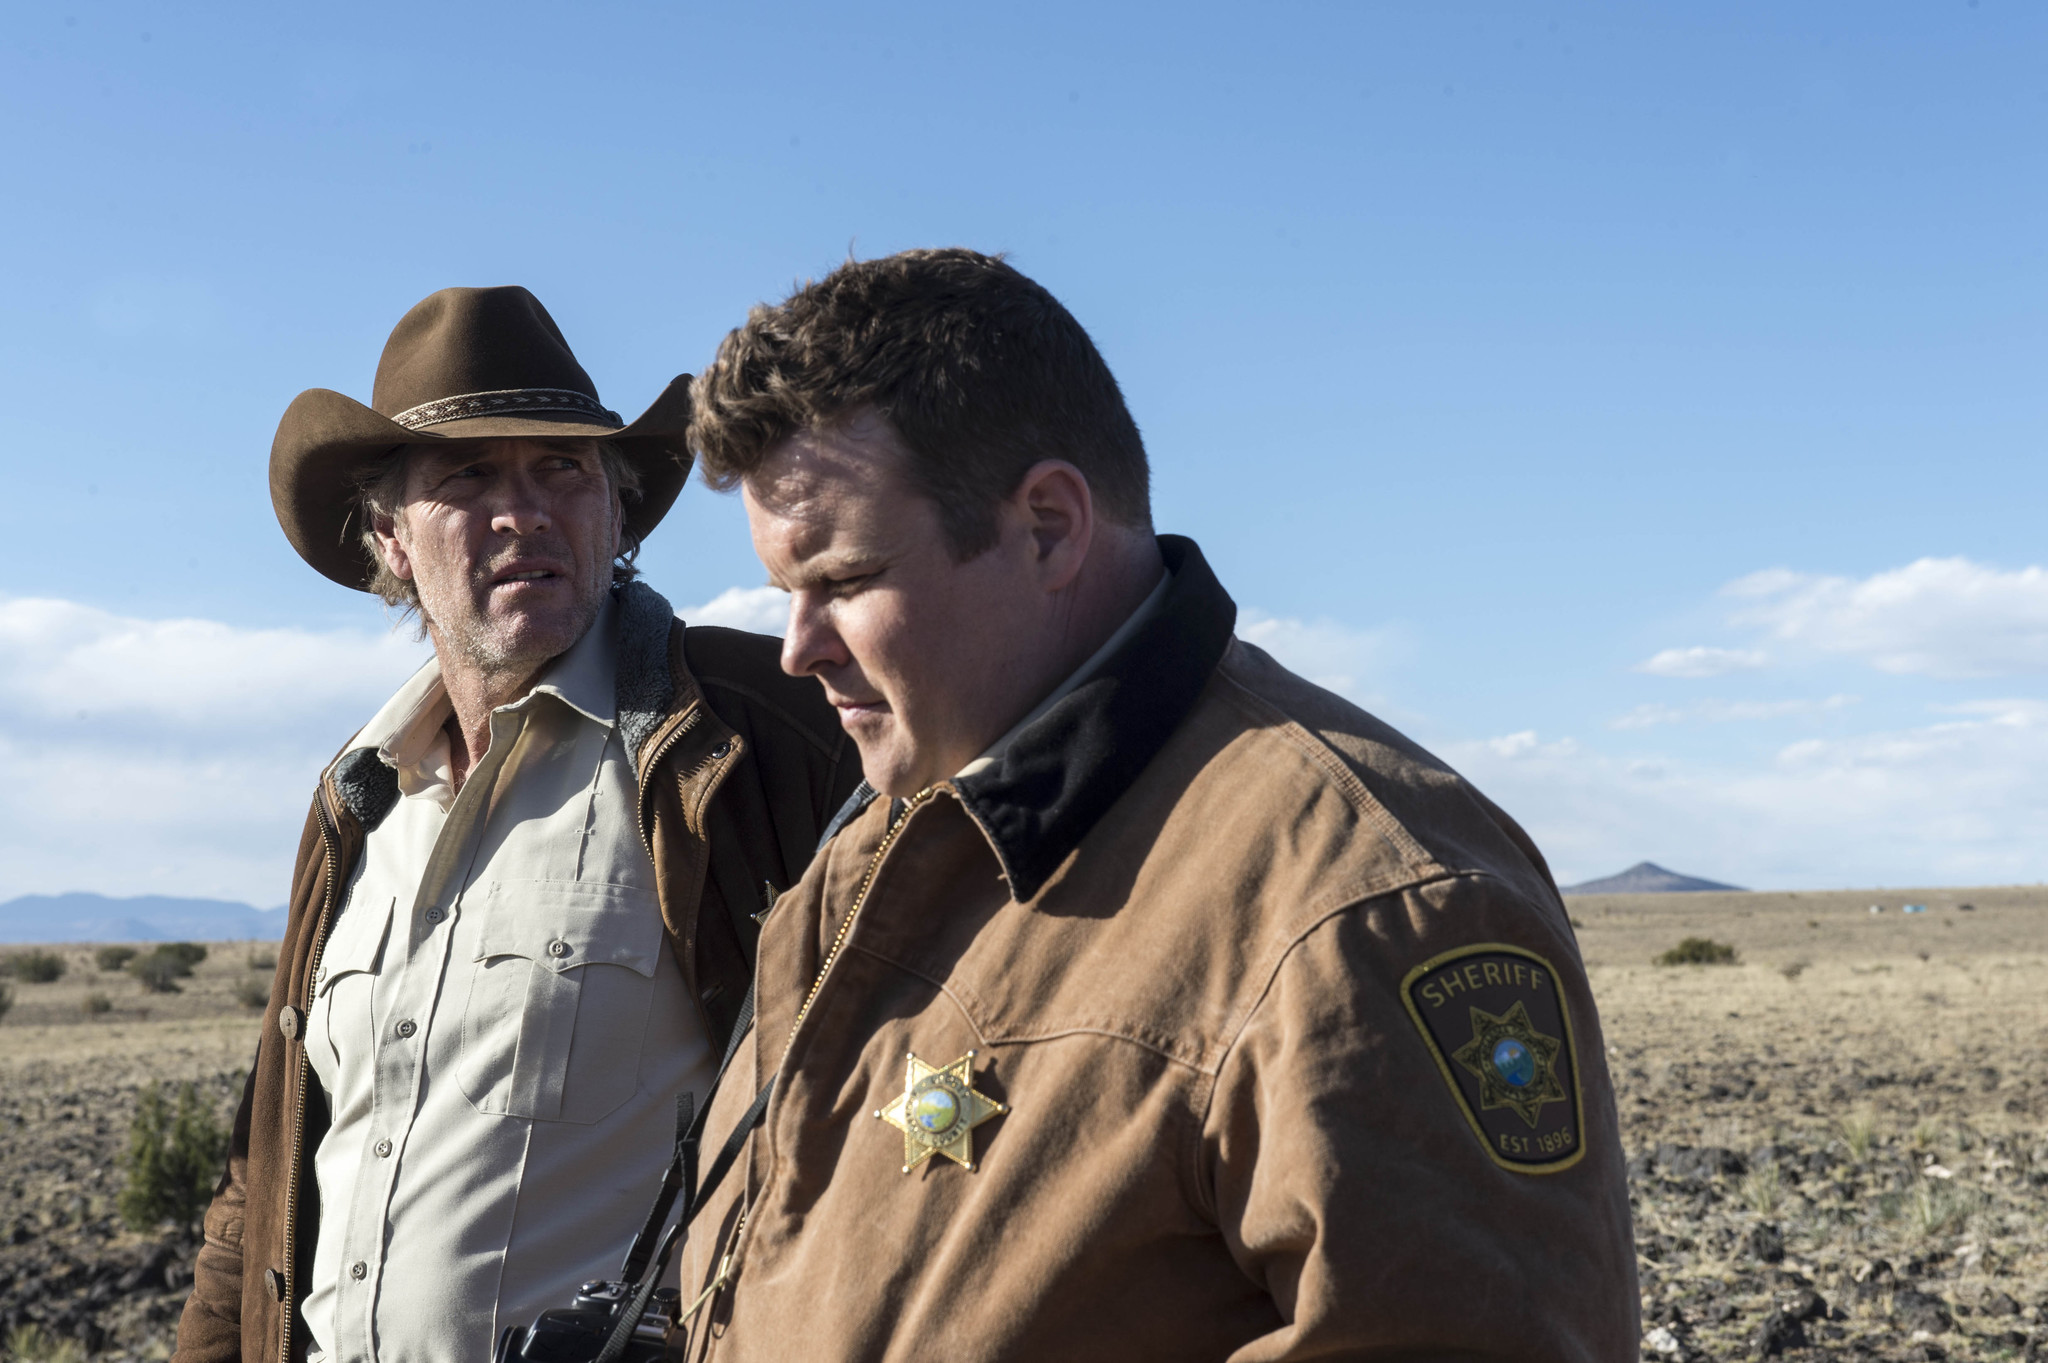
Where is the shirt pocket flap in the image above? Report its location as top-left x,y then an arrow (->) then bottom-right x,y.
470,880 -> 665,979
316,897 -> 393,997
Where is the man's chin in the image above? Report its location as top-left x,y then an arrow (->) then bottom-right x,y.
447,602 -> 595,670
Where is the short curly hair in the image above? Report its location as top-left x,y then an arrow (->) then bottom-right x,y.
689,248 -> 1150,559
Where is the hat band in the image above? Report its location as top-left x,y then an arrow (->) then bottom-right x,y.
389,387 -> 624,431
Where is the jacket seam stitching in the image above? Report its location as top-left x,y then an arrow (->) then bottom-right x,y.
1189,868 -> 1494,1210
1209,652 -> 1439,869
848,944 -> 1216,1073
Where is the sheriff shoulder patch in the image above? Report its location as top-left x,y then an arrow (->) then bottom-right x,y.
1401,943 -> 1586,1173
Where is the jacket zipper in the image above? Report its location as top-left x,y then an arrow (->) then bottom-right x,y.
785,787 -> 934,1051
280,783 -> 345,1363
633,708 -> 704,866
693,788 -> 932,1354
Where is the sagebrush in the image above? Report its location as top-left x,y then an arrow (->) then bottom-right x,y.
1655,937 -> 1739,967
118,1081 -> 229,1231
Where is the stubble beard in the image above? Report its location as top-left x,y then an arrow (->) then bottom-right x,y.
418,560 -> 610,697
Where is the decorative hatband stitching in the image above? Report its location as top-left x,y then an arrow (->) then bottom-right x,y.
390,387 -> 622,431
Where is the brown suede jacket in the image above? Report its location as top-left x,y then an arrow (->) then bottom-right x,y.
172,583 -> 862,1363
676,538 -> 1639,1361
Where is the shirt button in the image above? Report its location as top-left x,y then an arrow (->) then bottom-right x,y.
395,1019 -> 417,1039
374,1138 -> 393,1158
425,908 -> 445,924
548,940 -> 572,959
349,1261 -> 368,1281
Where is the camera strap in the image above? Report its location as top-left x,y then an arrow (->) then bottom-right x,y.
618,974 -> 760,1282
597,982 -> 773,1363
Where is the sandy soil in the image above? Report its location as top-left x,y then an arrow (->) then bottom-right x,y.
0,890 -> 2042,1361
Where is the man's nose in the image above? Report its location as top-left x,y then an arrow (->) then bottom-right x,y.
780,595 -> 849,678
490,470 -> 552,536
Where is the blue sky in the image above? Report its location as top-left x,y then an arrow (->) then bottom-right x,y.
3,2 -> 2044,903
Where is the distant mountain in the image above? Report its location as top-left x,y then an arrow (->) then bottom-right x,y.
1560,862 -> 1745,895
0,893 -> 285,944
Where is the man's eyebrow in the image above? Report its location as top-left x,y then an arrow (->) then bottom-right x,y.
776,551 -> 882,591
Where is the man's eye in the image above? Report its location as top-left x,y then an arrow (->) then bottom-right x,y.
826,573 -> 876,597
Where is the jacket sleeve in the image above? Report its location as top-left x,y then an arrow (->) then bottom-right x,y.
173,1054 -> 259,1363
1203,877 -> 1640,1362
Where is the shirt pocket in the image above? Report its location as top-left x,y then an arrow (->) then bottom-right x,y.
456,880 -> 665,1125
308,897 -> 394,1085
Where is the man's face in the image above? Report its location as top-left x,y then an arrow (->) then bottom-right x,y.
377,438 -> 621,676
744,414 -> 1045,797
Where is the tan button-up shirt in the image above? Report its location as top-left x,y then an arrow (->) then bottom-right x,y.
304,596 -> 713,1363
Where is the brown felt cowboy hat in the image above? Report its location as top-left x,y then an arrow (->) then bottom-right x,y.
271,285 -> 692,590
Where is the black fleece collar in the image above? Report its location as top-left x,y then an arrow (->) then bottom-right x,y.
955,534 -> 1236,901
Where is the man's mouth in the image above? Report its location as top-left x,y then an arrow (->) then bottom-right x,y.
486,561 -> 566,589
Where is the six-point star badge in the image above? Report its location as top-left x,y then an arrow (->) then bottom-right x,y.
874,1050 -> 1008,1173
1450,999 -> 1567,1129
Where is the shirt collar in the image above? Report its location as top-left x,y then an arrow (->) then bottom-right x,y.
344,594 -> 620,805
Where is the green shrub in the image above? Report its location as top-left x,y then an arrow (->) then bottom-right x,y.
96,945 -> 139,972
158,942 -> 208,969
233,980 -> 269,1010
247,949 -> 277,972
128,943 -> 206,993
1654,937 -> 1739,967
0,982 -> 12,1022
4,1323 -> 86,1363
8,950 -> 66,984
82,992 -> 112,1016
118,1081 -> 228,1231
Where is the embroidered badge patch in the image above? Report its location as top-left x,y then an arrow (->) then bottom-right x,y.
1402,944 -> 1585,1173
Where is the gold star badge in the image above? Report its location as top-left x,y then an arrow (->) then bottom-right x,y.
1451,1000 -> 1567,1129
873,1050 -> 1008,1173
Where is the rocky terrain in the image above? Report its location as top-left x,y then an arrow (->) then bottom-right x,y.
0,884 -> 2041,1359
0,943 -> 266,1362
1580,884 -> 2048,1361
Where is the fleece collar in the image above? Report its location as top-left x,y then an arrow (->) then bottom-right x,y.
954,534 -> 1236,901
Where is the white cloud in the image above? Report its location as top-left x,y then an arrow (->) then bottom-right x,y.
1609,695 -> 1858,730
1448,701 -> 2048,890
1236,611 -> 1402,703
1633,645 -> 1769,678
0,596 -> 427,904
678,586 -> 789,636
0,596 -> 425,729
1725,557 -> 2048,678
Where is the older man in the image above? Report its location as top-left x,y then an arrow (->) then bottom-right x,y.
174,287 -> 861,1363
670,250 -> 1640,1360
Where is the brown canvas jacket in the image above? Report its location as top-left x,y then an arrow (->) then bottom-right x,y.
172,582 -> 862,1363
676,537 -> 1640,1362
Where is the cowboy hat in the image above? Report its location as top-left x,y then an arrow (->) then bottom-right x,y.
270,285 -> 691,590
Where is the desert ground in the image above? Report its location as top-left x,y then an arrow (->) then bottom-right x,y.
0,886 -> 2042,1361
1577,884 -> 2048,1361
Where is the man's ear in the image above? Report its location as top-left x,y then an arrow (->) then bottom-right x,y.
1012,460 -> 1095,592
371,514 -> 415,583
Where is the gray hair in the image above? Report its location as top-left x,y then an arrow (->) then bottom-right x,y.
355,440 -> 644,616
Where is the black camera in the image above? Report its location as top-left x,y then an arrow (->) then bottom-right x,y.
493,1279 -> 682,1363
